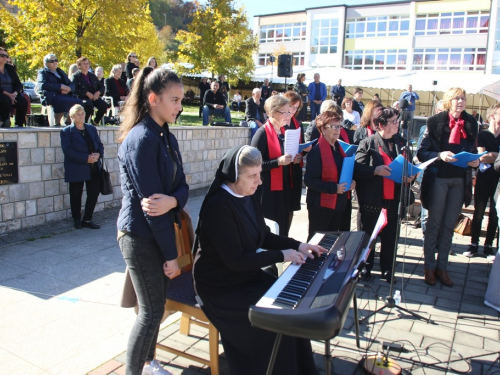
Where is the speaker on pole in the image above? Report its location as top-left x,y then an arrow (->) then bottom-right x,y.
277,54 -> 293,78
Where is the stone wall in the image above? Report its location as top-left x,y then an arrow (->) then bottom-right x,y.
0,126 -> 250,233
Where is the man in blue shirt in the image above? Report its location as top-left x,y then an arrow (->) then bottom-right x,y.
399,84 -> 419,138
308,73 -> 327,120
330,79 -> 345,106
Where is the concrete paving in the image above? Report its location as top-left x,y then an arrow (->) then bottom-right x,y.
0,189 -> 499,375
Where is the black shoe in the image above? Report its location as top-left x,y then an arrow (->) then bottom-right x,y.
464,244 -> 478,258
383,271 -> 394,284
449,249 -> 457,256
82,220 -> 100,229
74,219 -> 82,229
483,245 -> 494,257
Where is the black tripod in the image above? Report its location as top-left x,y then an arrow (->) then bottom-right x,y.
359,116 -> 434,325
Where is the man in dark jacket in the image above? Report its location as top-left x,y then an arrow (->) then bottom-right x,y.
330,79 -> 345,106
260,78 -> 271,102
202,81 -> 231,125
71,56 -> 109,125
245,88 -> 265,138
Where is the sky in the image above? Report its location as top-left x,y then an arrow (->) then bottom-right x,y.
233,0 -> 410,24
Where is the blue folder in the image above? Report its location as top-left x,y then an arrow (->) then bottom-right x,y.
298,140 -> 315,153
449,151 -> 486,168
338,140 -> 358,157
384,155 -> 422,184
339,156 -> 355,187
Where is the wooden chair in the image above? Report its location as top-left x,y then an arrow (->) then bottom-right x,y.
157,210 -> 220,375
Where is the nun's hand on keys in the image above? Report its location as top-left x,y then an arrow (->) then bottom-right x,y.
298,242 -> 327,259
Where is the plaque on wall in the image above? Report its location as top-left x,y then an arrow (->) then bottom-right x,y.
0,142 -> 18,184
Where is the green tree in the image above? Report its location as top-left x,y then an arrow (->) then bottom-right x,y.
175,0 -> 258,85
0,0 -> 164,74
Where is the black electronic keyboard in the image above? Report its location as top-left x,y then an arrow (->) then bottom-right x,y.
249,231 -> 368,340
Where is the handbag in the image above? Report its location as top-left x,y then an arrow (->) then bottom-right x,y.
454,213 -> 471,235
100,158 -> 113,195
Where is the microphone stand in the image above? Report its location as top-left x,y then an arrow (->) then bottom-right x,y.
360,118 -> 433,325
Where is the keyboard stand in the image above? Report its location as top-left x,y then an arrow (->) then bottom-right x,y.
266,333 -> 282,375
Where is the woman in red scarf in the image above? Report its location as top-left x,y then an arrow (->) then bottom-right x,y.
355,107 -> 413,283
304,111 -> 356,241
417,87 -> 479,287
283,91 -> 311,225
251,95 -> 296,236
353,100 -> 383,145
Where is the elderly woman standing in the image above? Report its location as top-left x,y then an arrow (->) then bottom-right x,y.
251,95 -> 296,236
305,111 -> 356,241
193,144 -> 323,375
418,88 -> 479,287
37,53 -> 82,126
355,107 -> 412,282
104,65 -> 129,107
61,104 -> 103,229
294,73 -> 309,121
71,56 -> 109,125
0,47 -> 27,127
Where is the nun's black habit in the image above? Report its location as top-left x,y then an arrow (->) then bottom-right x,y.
193,145 -> 318,375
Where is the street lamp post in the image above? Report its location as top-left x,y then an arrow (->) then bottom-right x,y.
164,13 -> 167,26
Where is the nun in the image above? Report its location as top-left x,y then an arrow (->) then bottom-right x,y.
192,145 -> 324,375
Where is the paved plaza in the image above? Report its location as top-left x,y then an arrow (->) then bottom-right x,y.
0,189 -> 499,375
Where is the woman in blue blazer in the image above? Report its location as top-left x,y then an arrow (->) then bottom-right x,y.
60,104 -> 104,229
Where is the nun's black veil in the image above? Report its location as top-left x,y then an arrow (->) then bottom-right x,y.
192,145 -> 249,255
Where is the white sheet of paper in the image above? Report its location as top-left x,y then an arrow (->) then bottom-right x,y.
416,157 -> 438,171
284,128 -> 301,156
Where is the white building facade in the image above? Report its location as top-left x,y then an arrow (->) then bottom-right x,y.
253,0 -> 500,75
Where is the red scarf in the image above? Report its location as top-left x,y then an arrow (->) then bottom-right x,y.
378,146 -> 395,200
367,127 -> 374,137
340,128 -> 349,143
264,120 -> 285,191
319,136 -> 347,209
448,113 -> 466,145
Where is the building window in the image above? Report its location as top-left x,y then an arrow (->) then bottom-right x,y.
412,48 -> 486,70
259,22 -> 306,43
257,52 -> 305,66
344,49 -> 407,70
346,15 -> 410,38
415,11 -> 489,36
310,19 -> 339,54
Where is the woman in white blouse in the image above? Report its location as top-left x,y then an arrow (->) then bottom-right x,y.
233,91 -> 242,111
341,97 -> 360,128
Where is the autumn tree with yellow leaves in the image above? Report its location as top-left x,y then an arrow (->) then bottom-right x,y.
0,0 -> 164,78
175,0 -> 258,85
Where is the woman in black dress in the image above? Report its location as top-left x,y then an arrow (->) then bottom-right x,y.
193,144 -> 324,375
305,111 -> 356,241
251,95 -> 297,236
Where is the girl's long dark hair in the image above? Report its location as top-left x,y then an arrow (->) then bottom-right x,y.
118,67 -> 182,142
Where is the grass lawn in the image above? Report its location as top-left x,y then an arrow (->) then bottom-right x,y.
23,104 -> 246,127
176,105 -> 246,126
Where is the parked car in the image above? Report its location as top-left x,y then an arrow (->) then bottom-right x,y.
22,82 -> 40,102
